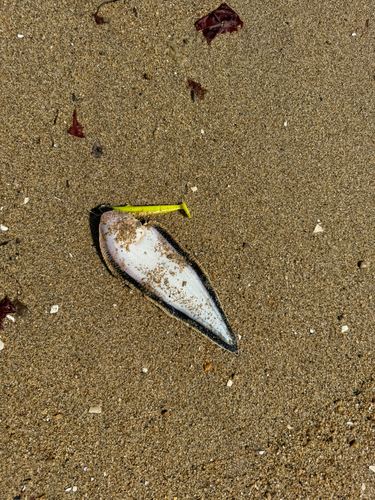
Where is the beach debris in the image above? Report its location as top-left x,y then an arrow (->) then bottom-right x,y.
0,296 -> 16,330
227,379 -> 233,387
0,340 -> 4,350
191,186 -> 198,192
68,110 -> 85,138
313,223 -> 324,234
195,3 -> 243,44
50,305 -> 59,314
142,367 -> 148,373
341,325 -> 349,333
0,224 -> 9,231
187,79 -> 207,100
91,141 -> 103,158
93,0 -> 119,24
99,208 -> 238,353
112,203 -> 191,218
89,405 -> 102,414
17,34 -> 24,38
358,260 -> 369,270
23,197 -> 29,204
369,465 -> 375,473
72,486 -> 78,492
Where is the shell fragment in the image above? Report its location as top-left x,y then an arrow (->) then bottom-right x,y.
99,210 -> 237,354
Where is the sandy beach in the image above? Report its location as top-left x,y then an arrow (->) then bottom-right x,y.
1,1 -> 375,498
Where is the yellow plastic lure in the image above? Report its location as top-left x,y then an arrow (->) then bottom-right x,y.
112,202 -> 191,218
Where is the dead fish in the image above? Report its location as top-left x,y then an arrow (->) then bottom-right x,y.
99,210 -> 238,354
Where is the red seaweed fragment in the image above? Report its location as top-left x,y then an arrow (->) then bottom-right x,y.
0,296 -> 16,330
68,110 -> 85,138
187,79 -> 208,100
195,3 -> 243,44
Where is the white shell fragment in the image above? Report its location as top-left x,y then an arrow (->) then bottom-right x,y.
99,210 -> 237,354
341,325 -> 349,333
89,406 -> 102,414
0,224 -> 9,231
369,466 -> 375,473
227,379 -> 233,387
50,305 -> 59,314
0,340 -> 4,350
313,223 -> 324,234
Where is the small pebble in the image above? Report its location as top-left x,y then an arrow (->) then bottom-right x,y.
89,405 -> 102,414
227,379 -> 233,387
284,121 -> 287,127
65,487 -> 72,492
201,129 -> 204,134
259,450 -> 265,455
0,224 -> 9,231
0,340 -> 4,350
369,465 -> 375,473
358,260 -> 369,270
17,34 -> 24,38
203,361 -> 211,373
23,197 -> 29,204
142,367 -> 148,373
50,305 -> 59,314
191,186 -> 198,192
72,486 -> 77,492
6,314 -> 15,322
341,325 -> 349,333
313,223 -> 324,234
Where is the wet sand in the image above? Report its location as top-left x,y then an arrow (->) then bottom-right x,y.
1,1 -> 375,498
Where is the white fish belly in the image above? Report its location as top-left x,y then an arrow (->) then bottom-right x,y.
107,225 -> 232,344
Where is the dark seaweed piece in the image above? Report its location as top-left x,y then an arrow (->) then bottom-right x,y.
187,79 -> 207,100
68,110 -> 85,138
93,0 -> 119,24
195,3 -> 243,44
0,296 -> 16,330
91,141 -> 103,158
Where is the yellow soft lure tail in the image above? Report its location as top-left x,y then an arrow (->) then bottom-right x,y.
112,203 -> 191,218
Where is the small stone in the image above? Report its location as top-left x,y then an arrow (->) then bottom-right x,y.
203,362 -> 211,373
65,487 -> 72,492
259,450 -> 265,455
227,379 -> 233,387
89,406 -> 102,414
54,413 -> 62,419
50,305 -> 59,314
91,141 -> 103,158
0,340 -> 4,350
341,325 -> 349,333
0,224 -> 9,231
142,367 -> 148,373
72,486 -> 77,492
358,260 -> 369,270
17,34 -> 24,38
191,186 -> 197,192
24,197 -> 29,204
313,223 -> 324,234
369,465 -> 375,473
